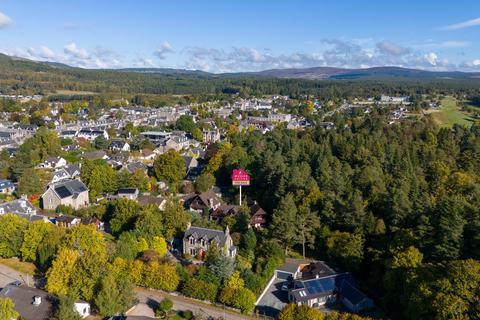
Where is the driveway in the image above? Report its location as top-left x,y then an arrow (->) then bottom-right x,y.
135,287 -> 251,320
0,263 -> 33,289
255,278 -> 288,318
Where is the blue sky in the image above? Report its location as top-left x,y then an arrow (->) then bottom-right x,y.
0,0 -> 479,72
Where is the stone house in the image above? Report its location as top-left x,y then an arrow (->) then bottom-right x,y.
183,225 -> 236,258
41,179 -> 89,210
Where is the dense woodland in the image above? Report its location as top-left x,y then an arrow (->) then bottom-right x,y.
227,117 -> 480,319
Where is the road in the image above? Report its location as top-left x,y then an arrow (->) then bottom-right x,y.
135,287 -> 252,320
0,262 -> 34,289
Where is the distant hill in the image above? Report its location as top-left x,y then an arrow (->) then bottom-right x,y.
1,53 -> 480,96
243,66 -> 480,80
119,67 -> 211,76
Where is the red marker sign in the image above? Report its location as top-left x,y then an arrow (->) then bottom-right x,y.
232,169 -> 250,186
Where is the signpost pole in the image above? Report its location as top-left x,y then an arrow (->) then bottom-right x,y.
239,185 -> 242,206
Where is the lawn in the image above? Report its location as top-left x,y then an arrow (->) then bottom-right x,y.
431,97 -> 476,127
0,258 -> 37,275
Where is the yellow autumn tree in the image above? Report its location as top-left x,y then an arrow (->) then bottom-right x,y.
46,248 -> 79,296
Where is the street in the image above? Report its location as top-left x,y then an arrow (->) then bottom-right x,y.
134,287 -> 251,320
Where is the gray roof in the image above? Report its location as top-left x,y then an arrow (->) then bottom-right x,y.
0,285 -> 55,320
50,179 -> 88,199
64,164 -> 81,177
184,226 -> 228,246
0,199 -> 36,216
0,179 -> 14,189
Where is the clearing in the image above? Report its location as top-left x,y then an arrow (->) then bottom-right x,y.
429,97 -> 476,127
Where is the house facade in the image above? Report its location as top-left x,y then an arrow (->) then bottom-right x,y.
183,226 -> 236,258
42,179 -> 89,210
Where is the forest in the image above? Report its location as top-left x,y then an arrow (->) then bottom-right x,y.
212,115 -> 480,319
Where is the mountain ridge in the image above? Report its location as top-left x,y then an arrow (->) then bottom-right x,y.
1,53 -> 479,80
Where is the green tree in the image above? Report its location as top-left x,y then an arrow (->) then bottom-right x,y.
160,199 -> 191,238
53,294 -> 82,320
209,255 -> 235,283
0,298 -> 19,320
17,168 -> 43,196
109,198 -> 140,236
153,150 -> 186,189
279,304 -> 324,320
0,214 -> 28,258
326,231 -> 364,271
141,262 -> 179,291
21,220 -> 53,262
194,172 -> 216,193
175,115 -> 197,133
94,135 -> 109,150
95,273 -> 136,317
271,193 -> 298,255
182,278 -> 219,302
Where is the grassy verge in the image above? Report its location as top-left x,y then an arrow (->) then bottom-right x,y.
431,97 -> 476,127
0,258 -> 37,275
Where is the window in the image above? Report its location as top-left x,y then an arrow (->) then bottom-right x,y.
201,239 -> 205,247
189,237 -> 194,245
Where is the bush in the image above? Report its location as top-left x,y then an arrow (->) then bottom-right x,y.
159,298 -> 173,312
182,278 -> 218,302
182,310 -> 193,319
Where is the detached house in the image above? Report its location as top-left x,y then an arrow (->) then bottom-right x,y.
109,140 -> 130,152
38,156 -> 67,169
183,225 -> 236,258
76,129 -> 109,141
42,179 -> 89,210
0,179 -> 15,194
183,190 -> 222,212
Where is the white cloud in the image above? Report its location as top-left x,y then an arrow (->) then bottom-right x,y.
154,41 -> 173,59
64,42 -> 89,59
0,11 -> 12,28
376,41 -> 410,56
423,52 -> 438,66
441,17 -> 480,30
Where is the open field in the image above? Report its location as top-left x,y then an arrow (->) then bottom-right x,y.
430,97 -> 476,127
52,89 -> 98,95
0,258 -> 36,276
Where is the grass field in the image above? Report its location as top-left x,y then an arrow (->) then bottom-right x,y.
52,89 -> 98,95
430,97 -> 476,127
0,258 -> 36,275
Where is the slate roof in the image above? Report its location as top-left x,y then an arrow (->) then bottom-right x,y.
184,226 -> 228,246
64,164 -> 81,177
118,188 -> 138,195
0,284 -> 55,320
126,162 -> 146,173
137,195 -> 166,207
82,150 -> 107,160
50,179 -> 88,199
0,179 -> 14,190
339,279 -> 369,305
0,199 -> 36,216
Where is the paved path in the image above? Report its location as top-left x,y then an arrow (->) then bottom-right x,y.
0,263 -> 34,289
135,287 -> 252,320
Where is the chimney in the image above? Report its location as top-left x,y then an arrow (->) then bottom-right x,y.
225,225 -> 230,235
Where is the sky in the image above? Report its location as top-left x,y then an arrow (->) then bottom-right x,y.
0,0 -> 480,72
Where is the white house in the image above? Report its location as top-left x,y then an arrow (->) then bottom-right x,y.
74,301 -> 91,318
